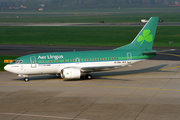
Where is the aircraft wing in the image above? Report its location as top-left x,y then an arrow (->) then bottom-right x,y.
81,66 -> 123,73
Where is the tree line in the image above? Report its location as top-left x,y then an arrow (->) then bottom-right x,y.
0,0 -> 178,10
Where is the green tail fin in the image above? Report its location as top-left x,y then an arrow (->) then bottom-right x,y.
114,17 -> 159,51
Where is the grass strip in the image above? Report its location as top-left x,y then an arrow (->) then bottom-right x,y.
0,26 -> 179,47
1,8 -> 180,23
1,12 -> 180,23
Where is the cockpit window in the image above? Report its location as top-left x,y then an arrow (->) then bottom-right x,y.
12,59 -> 23,64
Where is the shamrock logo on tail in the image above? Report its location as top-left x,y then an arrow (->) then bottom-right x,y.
137,29 -> 153,45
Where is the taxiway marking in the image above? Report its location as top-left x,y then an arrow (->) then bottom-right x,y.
0,83 -> 180,92
157,53 -> 180,57
161,66 -> 180,71
0,113 -> 90,120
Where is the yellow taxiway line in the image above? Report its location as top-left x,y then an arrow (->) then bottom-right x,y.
0,83 -> 180,92
157,53 -> 180,57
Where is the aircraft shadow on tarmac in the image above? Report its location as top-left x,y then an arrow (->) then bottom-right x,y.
91,64 -> 170,80
14,64 -> 169,82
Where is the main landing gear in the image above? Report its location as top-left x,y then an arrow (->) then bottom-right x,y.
85,74 -> 92,79
24,77 -> 29,82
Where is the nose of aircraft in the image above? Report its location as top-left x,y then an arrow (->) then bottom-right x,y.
4,64 -> 22,74
4,65 -> 9,71
4,65 -> 12,72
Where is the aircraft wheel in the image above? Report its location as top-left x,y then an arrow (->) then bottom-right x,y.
24,77 -> 29,82
86,74 -> 92,79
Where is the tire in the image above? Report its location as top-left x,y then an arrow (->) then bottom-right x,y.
24,77 -> 29,82
86,74 -> 92,79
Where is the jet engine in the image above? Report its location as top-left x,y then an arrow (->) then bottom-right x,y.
61,68 -> 81,79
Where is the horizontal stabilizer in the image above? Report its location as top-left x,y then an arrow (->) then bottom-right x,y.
142,49 -> 176,55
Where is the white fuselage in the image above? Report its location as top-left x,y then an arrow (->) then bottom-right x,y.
4,59 -> 142,76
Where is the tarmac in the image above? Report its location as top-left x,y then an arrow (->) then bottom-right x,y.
1,58 -> 180,120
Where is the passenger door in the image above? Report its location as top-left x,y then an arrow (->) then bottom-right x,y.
75,58 -> 80,64
30,56 -> 37,68
127,52 -> 132,63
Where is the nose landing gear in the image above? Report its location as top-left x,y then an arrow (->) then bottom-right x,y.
18,74 -> 30,82
24,77 -> 29,82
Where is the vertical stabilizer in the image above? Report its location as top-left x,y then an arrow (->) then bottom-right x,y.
114,17 -> 159,51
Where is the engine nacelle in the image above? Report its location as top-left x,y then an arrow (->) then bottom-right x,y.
61,68 -> 81,79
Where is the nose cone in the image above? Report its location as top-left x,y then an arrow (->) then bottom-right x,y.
4,64 -> 16,74
4,64 -> 20,74
4,65 -> 11,72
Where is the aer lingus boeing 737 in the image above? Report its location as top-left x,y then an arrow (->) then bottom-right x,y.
5,17 -> 161,82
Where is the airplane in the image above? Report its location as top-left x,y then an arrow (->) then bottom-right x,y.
141,19 -> 148,23
4,17 -> 164,82
141,19 -> 163,23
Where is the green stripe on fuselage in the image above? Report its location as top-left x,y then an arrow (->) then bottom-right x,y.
12,50 -> 155,65
37,55 -> 155,64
